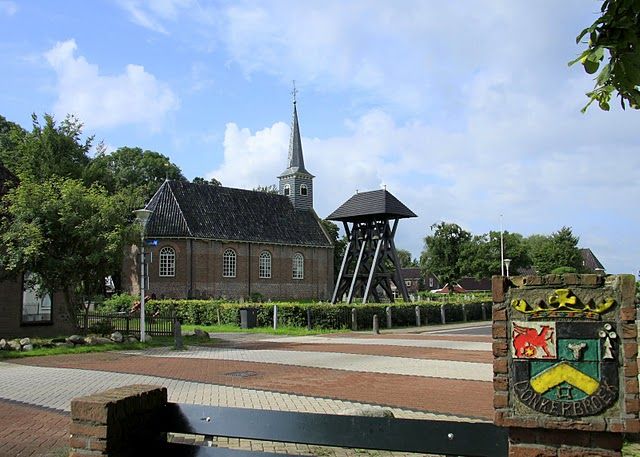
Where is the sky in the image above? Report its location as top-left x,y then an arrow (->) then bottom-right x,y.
1,1 -> 638,275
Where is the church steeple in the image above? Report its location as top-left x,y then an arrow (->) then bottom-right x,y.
279,87 -> 314,210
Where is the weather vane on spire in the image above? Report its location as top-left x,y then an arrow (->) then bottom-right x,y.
292,80 -> 298,104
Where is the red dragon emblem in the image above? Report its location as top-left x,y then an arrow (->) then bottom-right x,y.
512,323 -> 555,359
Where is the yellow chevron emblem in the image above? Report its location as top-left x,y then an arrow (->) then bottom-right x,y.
530,362 -> 600,395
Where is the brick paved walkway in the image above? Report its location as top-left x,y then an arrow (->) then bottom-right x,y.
0,327 -> 494,456
0,400 -> 68,457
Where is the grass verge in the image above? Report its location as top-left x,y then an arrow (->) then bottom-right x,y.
181,324 -> 348,336
0,335 -> 214,360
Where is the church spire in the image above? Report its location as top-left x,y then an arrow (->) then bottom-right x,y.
285,101 -> 309,175
278,84 -> 314,210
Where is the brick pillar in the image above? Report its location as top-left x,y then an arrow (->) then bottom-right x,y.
493,274 -> 639,457
70,384 -> 167,457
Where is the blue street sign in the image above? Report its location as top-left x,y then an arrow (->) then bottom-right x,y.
145,239 -> 159,246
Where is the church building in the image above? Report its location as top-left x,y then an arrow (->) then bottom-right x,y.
122,102 -> 334,300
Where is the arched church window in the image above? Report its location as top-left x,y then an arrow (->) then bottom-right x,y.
223,249 -> 236,278
293,253 -> 304,280
159,247 -> 176,277
284,184 -> 290,196
259,251 -> 272,278
300,184 -> 308,196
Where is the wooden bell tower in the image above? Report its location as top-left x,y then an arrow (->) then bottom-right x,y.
328,189 -> 417,304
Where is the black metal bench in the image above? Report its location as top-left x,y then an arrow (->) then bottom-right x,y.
162,403 -> 508,457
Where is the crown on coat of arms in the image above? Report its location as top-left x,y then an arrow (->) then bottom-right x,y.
511,288 -> 615,320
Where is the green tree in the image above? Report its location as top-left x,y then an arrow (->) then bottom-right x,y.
192,176 -> 221,186
0,114 -> 26,156
420,222 -> 472,287
320,219 -> 347,281
0,177 -> 131,316
1,114 -> 91,181
571,0 -> 640,111
526,227 -> 582,274
85,146 -> 185,206
396,249 -> 417,268
460,231 -> 530,278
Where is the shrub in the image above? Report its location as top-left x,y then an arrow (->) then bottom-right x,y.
100,294 -> 137,312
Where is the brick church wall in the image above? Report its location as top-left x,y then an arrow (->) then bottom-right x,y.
123,240 -> 333,301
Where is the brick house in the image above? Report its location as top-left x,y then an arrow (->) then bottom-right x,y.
122,102 -> 334,301
0,163 -> 75,338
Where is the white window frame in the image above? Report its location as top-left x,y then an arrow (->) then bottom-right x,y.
283,184 -> 291,196
159,246 -> 176,277
259,251 -> 272,279
300,184 -> 308,196
223,248 -> 237,278
293,253 -> 304,280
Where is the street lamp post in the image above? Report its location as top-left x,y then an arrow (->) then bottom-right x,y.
133,209 -> 152,343
500,214 -> 505,276
504,258 -> 512,278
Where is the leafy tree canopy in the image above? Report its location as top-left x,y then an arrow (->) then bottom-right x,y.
0,177 -> 131,315
571,0 -> 640,111
526,226 -> 582,275
396,249 -> 418,268
85,146 -> 185,207
0,114 -> 91,181
420,222 -> 472,286
192,176 -> 221,186
320,219 -> 347,281
459,231 -> 530,279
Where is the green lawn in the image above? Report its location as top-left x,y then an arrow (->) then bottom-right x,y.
181,323 -> 348,336
0,335 -> 213,360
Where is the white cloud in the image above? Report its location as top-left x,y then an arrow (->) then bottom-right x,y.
209,99 -> 640,275
0,1 -> 17,16
116,0 -> 196,33
44,39 -> 179,130
208,122 -> 289,189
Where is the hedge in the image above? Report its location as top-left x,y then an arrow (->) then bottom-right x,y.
139,299 -> 491,330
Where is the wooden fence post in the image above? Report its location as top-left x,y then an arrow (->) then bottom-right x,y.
440,304 -> 446,324
306,308 -> 312,331
351,308 -> 357,331
462,304 -> 467,322
481,303 -> 487,321
415,306 -> 421,327
385,306 -> 392,329
373,314 -> 379,335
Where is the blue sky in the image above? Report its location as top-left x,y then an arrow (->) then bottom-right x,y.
1,1 -> 638,275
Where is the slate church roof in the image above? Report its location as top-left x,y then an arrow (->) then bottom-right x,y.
144,180 -> 332,247
327,189 -> 417,222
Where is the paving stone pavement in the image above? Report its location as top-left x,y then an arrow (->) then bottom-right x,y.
127,345 -> 492,381
0,328 -> 493,456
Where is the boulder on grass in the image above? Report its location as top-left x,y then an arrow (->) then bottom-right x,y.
55,342 -> 74,348
19,337 -> 31,346
141,334 -> 152,343
22,344 -> 33,351
67,335 -> 86,345
0,339 -> 6,350
8,340 -> 21,351
94,337 -> 112,345
110,332 -> 124,343
126,336 -> 138,343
